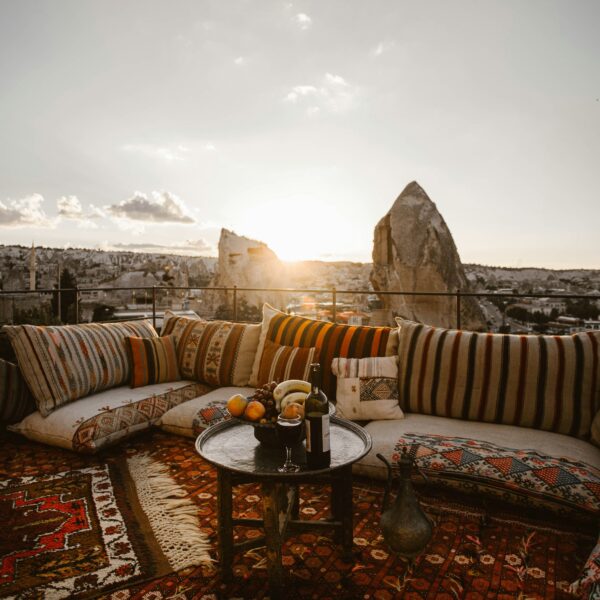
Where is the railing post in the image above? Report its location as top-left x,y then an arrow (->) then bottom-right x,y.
152,286 -> 157,330
75,286 -> 80,324
57,283 -> 62,323
456,288 -> 461,330
332,287 -> 337,323
232,285 -> 238,322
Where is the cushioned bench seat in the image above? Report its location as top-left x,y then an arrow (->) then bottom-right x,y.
356,413 -> 600,516
159,386 -> 252,438
8,380 -> 211,453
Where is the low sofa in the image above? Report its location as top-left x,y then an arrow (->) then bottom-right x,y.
2,305 -> 599,596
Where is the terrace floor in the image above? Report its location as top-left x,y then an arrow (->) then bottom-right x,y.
1,429 -> 594,599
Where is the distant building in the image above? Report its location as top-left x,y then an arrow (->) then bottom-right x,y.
531,297 -> 566,316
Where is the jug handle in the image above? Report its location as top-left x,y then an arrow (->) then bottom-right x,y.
376,453 -> 393,512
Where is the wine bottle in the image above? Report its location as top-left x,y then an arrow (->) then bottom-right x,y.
305,363 -> 330,469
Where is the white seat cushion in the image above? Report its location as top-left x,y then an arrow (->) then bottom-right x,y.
159,386 -> 254,438
356,413 -> 600,515
8,380 -> 210,453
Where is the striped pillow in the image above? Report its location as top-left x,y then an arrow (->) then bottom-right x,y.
255,339 -> 319,386
397,319 -> 600,439
161,315 -> 260,387
3,320 -> 158,416
127,335 -> 181,388
0,358 -> 36,424
249,304 -> 399,400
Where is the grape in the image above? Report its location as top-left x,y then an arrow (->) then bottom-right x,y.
250,384 -> 281,419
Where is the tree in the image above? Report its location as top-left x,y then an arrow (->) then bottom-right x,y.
215,298 -> 261,322
92,304 -> 116,322
565,299 -> 599,320
51,268 -> 78,323
14,306 -> 59,326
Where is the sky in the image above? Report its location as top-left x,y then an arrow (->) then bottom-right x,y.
0,0 -> 599,268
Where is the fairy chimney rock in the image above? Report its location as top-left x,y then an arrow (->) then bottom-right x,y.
209,229 -> 287,311
370,182 -> 485,329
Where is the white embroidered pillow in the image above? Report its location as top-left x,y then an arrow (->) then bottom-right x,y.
331,356 -> 404,421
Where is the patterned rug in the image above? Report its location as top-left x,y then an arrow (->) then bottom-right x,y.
0,430 -> 596,599
0,450 -> 210,599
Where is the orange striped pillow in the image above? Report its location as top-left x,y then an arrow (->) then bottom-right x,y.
249,304 -> 398,400
126,335 -> 181,388
256,339 -> 319,387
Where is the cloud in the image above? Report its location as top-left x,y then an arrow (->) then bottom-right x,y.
285,85 -> 319,102
57,195 -> 84,219
105,191 -> 195,224
285,73 -> 358,114
110,238 -> 215,255
122,143 -> 191,162
0,194 -> 54,227
295,13 -> 312,30
56,195 -> 105,229
233,56 -> 247,66
370,40 -> 395,57
204,143 -> 216,151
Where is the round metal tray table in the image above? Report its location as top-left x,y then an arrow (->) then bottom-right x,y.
195,415 -> 372,597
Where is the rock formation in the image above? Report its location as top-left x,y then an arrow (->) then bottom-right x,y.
370,181 -> 485,329
207,229 -> 288,314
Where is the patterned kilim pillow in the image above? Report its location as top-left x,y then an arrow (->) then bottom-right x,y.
161,314 -> 260,387
331,356 -> 404,421
397,319 -> 600,439
255,339 -> 319,386
126,335 -> 181,388
0,358 -> 36,424
249,304 -> 398,400
3,320 -> 158,417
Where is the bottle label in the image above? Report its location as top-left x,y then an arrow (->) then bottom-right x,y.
322,414 -> 330,452
305,414 -> 330,453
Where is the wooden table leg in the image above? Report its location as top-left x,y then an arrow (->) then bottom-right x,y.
261,480 -> 284,597
331,466 -> 354,560
217,468 -> 233,581
291,484 -> 300,519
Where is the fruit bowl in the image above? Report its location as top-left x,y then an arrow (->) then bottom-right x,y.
233,402 -> 336,447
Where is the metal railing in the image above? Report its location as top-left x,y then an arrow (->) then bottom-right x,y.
1,284 -> 599,330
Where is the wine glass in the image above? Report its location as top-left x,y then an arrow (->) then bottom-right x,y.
276,414 -> 302,473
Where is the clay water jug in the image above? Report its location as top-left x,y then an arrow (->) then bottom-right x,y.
376,449 -> 433,560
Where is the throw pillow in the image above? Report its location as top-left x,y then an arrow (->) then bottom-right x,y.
160,308 -> 200,334
0,358 -> 36,424
396,318 -> 600,439
3,320 -> 158,417
249,303 -> 399,400
161,314 -> 260,387
126,335 -> 181,388
331,356 -> 404,421
255,339 -> 319,387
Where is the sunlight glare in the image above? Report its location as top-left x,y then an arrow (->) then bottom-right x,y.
246,203 -> 341,262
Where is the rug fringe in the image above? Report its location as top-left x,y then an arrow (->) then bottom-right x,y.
127,453 -> 212,569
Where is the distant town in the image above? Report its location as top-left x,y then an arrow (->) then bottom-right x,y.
1,243 -> 599,334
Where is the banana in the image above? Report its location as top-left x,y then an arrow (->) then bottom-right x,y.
279,391 -> 308,412
273,379 -> 311,402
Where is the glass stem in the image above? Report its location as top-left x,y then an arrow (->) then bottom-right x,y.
285,446 -> 292,467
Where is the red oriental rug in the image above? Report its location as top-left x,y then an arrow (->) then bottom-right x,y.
0,430 -> 596,599
0,452 -> 210,599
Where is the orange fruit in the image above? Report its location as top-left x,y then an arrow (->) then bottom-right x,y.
226,394 -> 248,417
282,402 -> 304,419
244,400 -> 266,422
